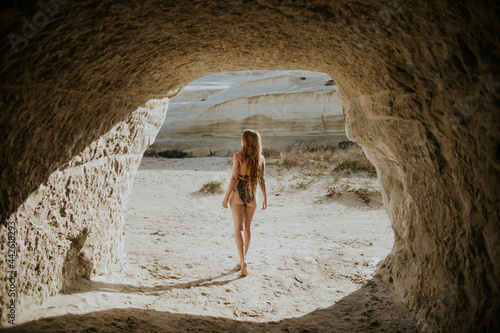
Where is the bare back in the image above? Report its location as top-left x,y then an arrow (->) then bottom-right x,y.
235,152 -> 263,177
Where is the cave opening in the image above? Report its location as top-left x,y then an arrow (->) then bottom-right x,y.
11,71 -> 415,331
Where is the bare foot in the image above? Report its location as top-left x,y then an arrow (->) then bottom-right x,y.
240,262 -> 248,276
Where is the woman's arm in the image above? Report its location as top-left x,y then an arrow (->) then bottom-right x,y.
259,155 -> 267,210
222,153 -> 240,208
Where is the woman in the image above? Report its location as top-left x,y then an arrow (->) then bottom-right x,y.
222,129 -> 267,276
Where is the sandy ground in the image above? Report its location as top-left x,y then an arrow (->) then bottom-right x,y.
8,157 -> 418,332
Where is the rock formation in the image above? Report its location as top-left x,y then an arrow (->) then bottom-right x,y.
150,70 -> 346,156
1,99 -> 167,313
0,1 -> 498,331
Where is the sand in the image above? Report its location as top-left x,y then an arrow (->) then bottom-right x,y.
8,157 -> 418,332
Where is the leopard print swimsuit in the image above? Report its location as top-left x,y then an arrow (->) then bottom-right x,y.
233,175 -> 255,205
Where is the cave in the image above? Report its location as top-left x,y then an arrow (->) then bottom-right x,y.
1,0 -> 499,331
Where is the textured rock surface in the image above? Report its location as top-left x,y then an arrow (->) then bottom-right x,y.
0,99 -> 167,320
151,70 -> 345,156
0,0 -> 499,331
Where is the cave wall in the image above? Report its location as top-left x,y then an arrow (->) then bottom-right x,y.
0,97 -> 167,319
0,0 -> 498,331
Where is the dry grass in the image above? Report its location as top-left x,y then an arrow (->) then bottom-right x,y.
350,187 -> 381,204
199,180 -> 225,194
326,183 -> 381,205
326,187 -> 342,198
263,143 -> 376,178
264,143 -> 379,202
144,149 -> 188,158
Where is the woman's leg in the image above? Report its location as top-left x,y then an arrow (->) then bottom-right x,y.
241,201 -> 257,276
243,203 -> 257,257
229,193 -> 246,271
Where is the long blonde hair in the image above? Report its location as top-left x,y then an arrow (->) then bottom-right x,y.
241,129 -> 262,192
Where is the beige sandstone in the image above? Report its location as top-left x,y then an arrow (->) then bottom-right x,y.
1,98 -> 168,319
150,70 -> 346,156
0,0 -> 498,331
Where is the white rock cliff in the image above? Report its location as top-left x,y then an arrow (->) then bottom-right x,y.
150,70 -> 347,156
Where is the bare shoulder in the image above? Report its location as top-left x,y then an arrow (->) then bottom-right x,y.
233,152 -> 243,162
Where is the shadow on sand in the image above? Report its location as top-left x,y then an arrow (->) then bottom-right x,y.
61,267 -> 244,296
4,276 -> 419,333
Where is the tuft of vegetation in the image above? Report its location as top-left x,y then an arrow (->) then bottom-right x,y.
199,180 -> 225,194
350,187 -> 380,205
157,149 -> 188,158
338,140 -> 357,150
296,179 -> 314,189
326,187 -> 342,198
326,184 -> 381,204
144,149 -> 188,158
